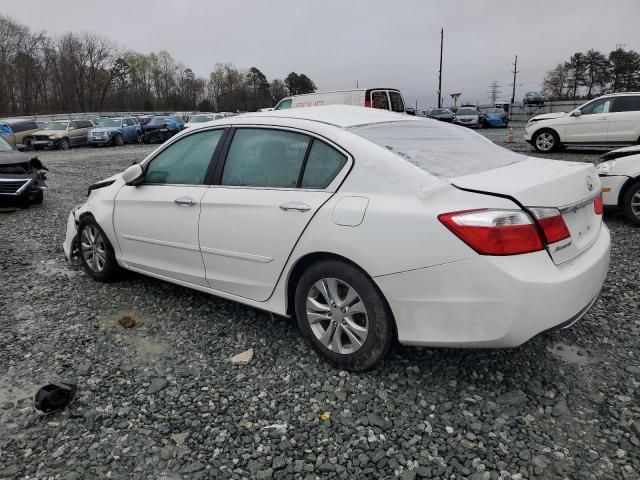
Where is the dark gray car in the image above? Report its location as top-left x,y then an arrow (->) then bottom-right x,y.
0,136 -> 48,206
429,108 -> 455,123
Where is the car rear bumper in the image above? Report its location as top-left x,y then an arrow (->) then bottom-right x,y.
374,224 -> 610,347
599,174 -> 629,206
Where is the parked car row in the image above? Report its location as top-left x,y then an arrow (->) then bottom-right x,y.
0,112 -> 228,151
424,107 -> 509,128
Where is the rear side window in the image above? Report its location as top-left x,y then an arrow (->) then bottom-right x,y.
349,120 -> 521,178
301,141 -> 347,188
389,91 -> 405,113
612,96 -> 640,113
145,129 -> 224,185
370,91 -> 390,110
221,129 -> 310,188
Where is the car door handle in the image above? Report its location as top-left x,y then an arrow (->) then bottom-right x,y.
279,201 -> 311,212
598,116 -> 608,120
174,197 -> 197,206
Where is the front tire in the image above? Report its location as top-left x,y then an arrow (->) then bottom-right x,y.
622,180 -> 640,226
113,134 -> 124,147
294,260 -> 394,371
59,138 -> 70,150
78,217 -> 121,282
533,129 -> 560,153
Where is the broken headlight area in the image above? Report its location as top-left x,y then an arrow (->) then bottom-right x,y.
0,157 -> 48,176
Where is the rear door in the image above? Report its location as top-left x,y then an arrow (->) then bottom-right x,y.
564,97 -> 611,143
198,126 -> 349,301
368,90 -> 391,111
608,95 -> 640,143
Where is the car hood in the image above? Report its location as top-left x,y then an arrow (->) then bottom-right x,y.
35,129 -> 65,136
600,144 -> 640,161
91,127 -> 120,134
529,112 -> 567,121
0,150 -> 33,165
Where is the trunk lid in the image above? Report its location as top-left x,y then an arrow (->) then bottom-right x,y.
453,157 -> 602,264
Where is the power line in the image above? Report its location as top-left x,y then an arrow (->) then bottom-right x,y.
486,81 -> 502,103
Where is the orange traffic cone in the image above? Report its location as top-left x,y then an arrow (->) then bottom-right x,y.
506,128 -> 515,144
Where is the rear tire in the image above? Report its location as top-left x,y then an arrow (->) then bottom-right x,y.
77,217 -> 121,282
533,129 -> 560,153
621,180 -> 640,226
294,260 -> 394,371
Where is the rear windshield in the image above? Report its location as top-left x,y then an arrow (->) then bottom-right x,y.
349,120 -> 521,178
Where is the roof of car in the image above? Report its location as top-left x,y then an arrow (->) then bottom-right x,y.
233,105 -> 413,128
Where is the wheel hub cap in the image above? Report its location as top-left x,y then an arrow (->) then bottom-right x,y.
80,225 -> 106,272
306,278 -> 369,355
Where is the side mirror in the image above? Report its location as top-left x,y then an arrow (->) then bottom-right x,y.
571,110 -> 582,117
122,163 -> 144,185
15,143 -> 26,152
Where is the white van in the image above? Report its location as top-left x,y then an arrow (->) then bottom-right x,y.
274,88 -> 406,113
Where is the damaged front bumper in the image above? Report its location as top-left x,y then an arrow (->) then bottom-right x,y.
63,207 -> 81,260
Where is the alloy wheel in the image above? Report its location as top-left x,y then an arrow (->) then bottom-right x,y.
80,225 -> 107,272
535,132 -> 555,151
306,278 -> 369,354
631,190 -> 640,219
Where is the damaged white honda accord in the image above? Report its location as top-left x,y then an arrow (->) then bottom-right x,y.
64,106 -> 610,370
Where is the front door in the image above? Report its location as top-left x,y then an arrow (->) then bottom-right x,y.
199,127 -> 348,301
564,97 -> 611,143
113,128 -> 225,286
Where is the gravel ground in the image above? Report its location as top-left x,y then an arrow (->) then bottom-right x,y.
1,128 -> 639,480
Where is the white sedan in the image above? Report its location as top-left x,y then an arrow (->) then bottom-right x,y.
597,144 -> 640,225
63,106 -> 610,370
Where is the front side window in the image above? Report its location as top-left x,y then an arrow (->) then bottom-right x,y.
221,129 -> 310,188
275,99 -> 292,110
388,91 -> 405,112
612,96 -> 640,113
144,129 -> 224,185
580,98 -> 611,115
370,91 -> 390,110
125,118 -> 135,126
301,140 -> 347,188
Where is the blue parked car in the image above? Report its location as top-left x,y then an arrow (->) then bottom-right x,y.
481,108 -> 509,128
88,116 -> 142,147
142,115 -> 185,143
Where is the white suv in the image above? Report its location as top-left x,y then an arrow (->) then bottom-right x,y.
524,93 -> 640,153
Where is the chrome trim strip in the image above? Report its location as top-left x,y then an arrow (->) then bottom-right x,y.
121,234 -> 200,252
200,246 -> 273,263
554,290 -> 601,331
557,191 -> 601,213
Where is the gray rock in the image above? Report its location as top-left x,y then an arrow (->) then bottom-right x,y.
255,468 -> 273,479
147,378 -> 168,394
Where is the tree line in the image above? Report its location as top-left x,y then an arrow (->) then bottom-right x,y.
542,48 -> 640,101
0,15 -> 317,116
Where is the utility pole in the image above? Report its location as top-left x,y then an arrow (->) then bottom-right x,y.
510,55 -> 519,105
437,28 -> 443,108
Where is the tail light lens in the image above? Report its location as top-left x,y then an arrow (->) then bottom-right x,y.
364,99 -> 371,108
529,207 -> 571,244
594,194 -> 603,215
438,209 -> 544,255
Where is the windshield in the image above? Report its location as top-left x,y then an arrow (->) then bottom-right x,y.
486,108 -> 504,114
456,108 -> 477,115
97,118 -> 122,128
349,120 -> 521,178
0,135 -> 13,152
149,117 -> 170,125
190,115 -> 215,123
43,121 -> 68,130
431,109 -> 450,115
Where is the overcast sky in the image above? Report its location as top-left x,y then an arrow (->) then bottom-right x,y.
3,0 -> 639,109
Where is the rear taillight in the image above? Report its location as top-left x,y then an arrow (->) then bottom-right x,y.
594,194 -> 603,215
529,207 -> 570,244
438,209 -> 544,255
364,99 -> 371,108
